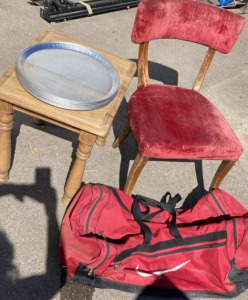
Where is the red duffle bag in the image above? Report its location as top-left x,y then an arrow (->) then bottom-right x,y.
59,183 -> 248,298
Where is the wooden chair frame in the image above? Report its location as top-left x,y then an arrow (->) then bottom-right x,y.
113,42 -> 237,196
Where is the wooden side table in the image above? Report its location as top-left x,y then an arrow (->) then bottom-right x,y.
0,30 -> 136,205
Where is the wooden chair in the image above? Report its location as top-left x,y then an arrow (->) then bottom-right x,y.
113,0 -> 246,196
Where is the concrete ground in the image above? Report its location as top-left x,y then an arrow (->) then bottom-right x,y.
0,1 -> 247,299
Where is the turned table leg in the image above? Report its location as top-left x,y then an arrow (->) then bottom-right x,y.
62,131 -> 96,205
0,101 -> 13,182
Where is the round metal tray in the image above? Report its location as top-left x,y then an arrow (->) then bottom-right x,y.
15,41 -> 120,110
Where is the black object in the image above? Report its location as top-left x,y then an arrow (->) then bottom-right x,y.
30,0 -> 44,5
39,0 -> 141,23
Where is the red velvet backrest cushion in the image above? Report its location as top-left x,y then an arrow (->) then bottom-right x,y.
131,0 -> 246,53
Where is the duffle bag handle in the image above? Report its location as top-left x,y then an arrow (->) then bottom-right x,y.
133,194 -> 183,244
113,193 -> 183,263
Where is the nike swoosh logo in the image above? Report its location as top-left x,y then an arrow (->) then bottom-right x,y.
135,260 -> 191,277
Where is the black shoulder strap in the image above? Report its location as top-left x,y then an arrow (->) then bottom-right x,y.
133,195 -> 183,243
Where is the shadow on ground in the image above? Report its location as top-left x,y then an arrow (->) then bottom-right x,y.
0,167 -> 94,300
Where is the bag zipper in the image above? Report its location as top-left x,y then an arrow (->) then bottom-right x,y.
210,191 -> 238,251
113,230 -> 227,262
77,185 -> 114,273
89,237 -> 111,272
78,184 -> 105,235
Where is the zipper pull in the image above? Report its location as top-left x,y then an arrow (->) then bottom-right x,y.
88,269 -> 94,277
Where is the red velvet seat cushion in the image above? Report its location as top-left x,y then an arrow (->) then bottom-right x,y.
128,85 -> 243,160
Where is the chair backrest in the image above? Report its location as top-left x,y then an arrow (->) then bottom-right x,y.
132,0 -> 246,89
131,0 -> 246,54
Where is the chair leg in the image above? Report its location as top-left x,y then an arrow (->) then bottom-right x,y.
209,160 -> 236,191
124,152 -> 149,196
112,122 -> 131,149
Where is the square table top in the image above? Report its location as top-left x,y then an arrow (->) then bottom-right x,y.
0,30 -> 136,137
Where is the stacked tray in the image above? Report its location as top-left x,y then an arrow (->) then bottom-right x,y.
15,41 -> 120,110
